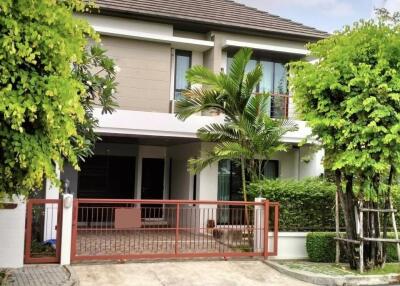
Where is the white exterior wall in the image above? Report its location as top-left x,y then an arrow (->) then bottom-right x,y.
299,147 -> 324,179
167,142 -> 201,200
269,232 -> 308,260
0,196 -> 25,268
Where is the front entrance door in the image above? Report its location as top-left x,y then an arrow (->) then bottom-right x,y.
141,158 -> 164,218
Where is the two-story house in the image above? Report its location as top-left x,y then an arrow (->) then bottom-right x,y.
54,0 -> 326,223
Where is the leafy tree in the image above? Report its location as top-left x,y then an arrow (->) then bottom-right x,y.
0,0 -> 117,197
176,48 -> 296,202
289,10 -> 400,270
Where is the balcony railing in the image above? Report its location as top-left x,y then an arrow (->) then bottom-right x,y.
170,93 -> 292,119
270,93 -> 290,119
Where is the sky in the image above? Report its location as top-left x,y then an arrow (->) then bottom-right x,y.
235,0 -> 400,33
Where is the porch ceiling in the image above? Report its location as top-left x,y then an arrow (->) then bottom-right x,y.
99,134 -> 199,146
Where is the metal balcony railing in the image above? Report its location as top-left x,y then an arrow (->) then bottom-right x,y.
270,93 -> 290,119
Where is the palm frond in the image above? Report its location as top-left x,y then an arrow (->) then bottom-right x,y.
188,153 -> 220,174
227,48 -> 252,87
175,87 -> 229,120
197,123 -> 239,142
214,141 -> 253,159
243,63 -> 263,96
186,65 -> 221,88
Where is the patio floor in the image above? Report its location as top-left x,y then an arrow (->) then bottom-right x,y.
76,229 -> 252,256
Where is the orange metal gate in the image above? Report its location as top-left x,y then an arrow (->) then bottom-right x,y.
24,199 -> 63,264
71,199 -> 279,261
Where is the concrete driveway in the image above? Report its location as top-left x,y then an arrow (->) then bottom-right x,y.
72,260 -> 313,286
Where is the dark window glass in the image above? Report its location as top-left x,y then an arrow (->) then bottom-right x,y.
263,160 -> 279,179
78,155 -> 135,199
174,50 -> 192,100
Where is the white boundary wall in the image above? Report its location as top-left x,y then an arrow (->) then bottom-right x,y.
269,232 -> 309,260
0,196 -> 26,268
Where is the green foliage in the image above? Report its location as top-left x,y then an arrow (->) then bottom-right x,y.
290,10 -> 400,269
306,232 -> 339,262
0,1 -> 117,195
249,178 -> 337,231
289,12 -> 400,193
306,232 -> 399,263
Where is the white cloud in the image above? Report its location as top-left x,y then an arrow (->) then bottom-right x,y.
383,0 -> 400,12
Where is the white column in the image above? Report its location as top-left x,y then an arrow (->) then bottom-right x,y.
197,163 -> 218,231
60,194 -> 73,265
253,197 -> 266,253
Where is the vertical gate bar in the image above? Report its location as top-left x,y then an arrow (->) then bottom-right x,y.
273,205 -> 279,256
70,199 -> 79,260
175,203 -> 180,255
24,200 -> 33,262
263,200 -> 270,258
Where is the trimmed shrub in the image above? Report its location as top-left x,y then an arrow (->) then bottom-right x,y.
306,232 -> 337,262
249,178 -> 337,231
306,232 -> 399,263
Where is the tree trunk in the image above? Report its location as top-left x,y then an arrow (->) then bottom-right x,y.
241,157 -> 253,246
335,170 -> 358,269
241,157 -> 247,203
382,166 -> 394,262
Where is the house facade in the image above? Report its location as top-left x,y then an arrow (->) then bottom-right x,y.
50,0 -> 326,213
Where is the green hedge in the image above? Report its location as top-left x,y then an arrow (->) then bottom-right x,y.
307,232 -> 399,263
306,232 -> 346,262
249,178 -> 337,231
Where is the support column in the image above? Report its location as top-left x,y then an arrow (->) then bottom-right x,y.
60,194 -> 73,265
197,162 -> 218,231
254,197 -> 269,255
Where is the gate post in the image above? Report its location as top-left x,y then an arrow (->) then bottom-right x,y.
60,194 -> 73,265
253,198 -> 269,257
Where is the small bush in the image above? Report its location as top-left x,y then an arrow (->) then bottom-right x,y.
306,232 -> 399,263
249,178 -> 337,231
306,232 -> 344,262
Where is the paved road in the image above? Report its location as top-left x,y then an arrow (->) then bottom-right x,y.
73,260 -> 313,286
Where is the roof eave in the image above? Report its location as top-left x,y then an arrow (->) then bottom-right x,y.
94,7 -> 328,42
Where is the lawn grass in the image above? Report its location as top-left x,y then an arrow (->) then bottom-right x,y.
278,261 -> 400,276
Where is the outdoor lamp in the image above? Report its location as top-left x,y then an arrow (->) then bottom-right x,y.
64,195 -> 73,209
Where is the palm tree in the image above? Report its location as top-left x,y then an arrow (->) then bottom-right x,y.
176,48 -> 297,202
186,94 -> 297,202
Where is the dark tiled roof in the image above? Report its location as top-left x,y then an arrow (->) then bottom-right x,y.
95,0 -> 328,39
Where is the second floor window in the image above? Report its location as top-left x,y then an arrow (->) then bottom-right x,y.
227,57 -> 288,94
174,50 -> 192,100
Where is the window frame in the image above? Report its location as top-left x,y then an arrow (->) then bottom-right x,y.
226,55 -> 288,94
174,50 -> 192,100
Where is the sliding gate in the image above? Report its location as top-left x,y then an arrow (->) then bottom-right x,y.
71,199 -> 279,261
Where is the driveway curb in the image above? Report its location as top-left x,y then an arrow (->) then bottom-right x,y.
264,260 -> 400,286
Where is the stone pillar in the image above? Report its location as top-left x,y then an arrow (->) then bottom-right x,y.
60,194 -> 73,265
